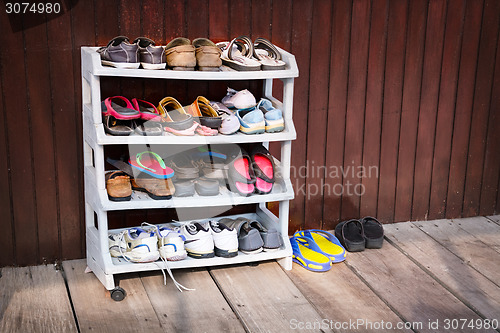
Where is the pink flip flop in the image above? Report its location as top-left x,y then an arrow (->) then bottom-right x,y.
129,151 -> 174,179
102,96 -> 141,120
248,144 -> 275,194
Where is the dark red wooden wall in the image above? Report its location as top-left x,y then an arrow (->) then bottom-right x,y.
1,0 -> 499,267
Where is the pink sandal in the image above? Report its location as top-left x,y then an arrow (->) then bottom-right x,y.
102,96 -> 141,120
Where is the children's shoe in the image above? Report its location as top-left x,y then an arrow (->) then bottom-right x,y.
236,107 -> 266,135
114,227 -> 160,263
210,101 -> 240,135
221,87 -> 257,110
256,98 -> 284,133
177,222 -> 215,258
209,220 -> 238,258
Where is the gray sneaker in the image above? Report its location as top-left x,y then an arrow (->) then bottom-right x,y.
133,37 -> 166,70
218,218 -> 264,254
97,36 -> 140,69
247,219 -> 282,252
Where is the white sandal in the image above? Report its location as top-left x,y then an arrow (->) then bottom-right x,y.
218,36 -> 261,71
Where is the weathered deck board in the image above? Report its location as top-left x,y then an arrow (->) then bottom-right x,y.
63,260 -> 162,332
451,216 -> 500,252
139,268 -> 244,333
486,215 -> 500,226
285,261 -> 411,333
414,219 -> 500,285
0,265 -> 77,332
385,222 -> 500,320
210,261 -> 331,332
345,241 -> 492,333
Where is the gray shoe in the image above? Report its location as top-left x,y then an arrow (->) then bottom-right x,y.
133,37 -> 166,70
97,36 -> 140,69
218,218 -> 263,254
173,180 -> 195,197
246,219 -> 282,251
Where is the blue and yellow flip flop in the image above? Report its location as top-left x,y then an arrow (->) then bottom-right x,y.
294,229 -> 346,263
290,236 -> 332,272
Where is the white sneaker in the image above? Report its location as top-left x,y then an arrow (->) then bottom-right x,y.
178,222 -> 215,258
142,223 -> 188,261
113,227 -> 160,263
221,87 -> 257,110
209,220 -> 239,258
156,226 -> 188,261
108,233 -> 126,257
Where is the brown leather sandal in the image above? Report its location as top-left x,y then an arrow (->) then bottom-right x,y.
131,177 -> 175,200
105,171 -> 132,201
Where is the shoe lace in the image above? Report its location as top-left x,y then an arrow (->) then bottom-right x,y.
111,223 -> 193,293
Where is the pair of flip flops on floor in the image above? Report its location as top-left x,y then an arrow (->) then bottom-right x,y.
290,230 -> 346,272
102,96 -> 163,136
334,217 -> 384,252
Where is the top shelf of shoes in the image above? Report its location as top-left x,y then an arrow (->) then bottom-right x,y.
81,47 -> 299,80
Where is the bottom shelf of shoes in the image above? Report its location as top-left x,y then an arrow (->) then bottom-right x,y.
86,210 -> 293,287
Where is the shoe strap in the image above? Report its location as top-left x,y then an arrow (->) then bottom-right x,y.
135,151 -> 166,173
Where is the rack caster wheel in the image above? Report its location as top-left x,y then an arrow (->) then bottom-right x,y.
110,287 -> 126,301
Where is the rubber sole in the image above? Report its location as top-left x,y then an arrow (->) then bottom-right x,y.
108,194 -> 131,202
239,125 -> 265,135
215,247 -> 238,258
240,247 -> 263,254
141,62 -> 166,70
187,250 -> 215,259
101,60 -> 140,69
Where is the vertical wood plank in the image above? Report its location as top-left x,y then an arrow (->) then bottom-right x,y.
462,0 -> 500,217
165,0 -> 187,102
228,0 -> 251,38
0,9 -> 38,266
23,15 -> 59,263
376,0 -> 408,223
323,0 -> 351,230
186,0 -> 209,102
0,34 -> 14,267
303,0 -> 332,230
94,0 -> 120,45
71,0 -> 95,262
411,0 -> 447,220
394,0 -> 428,222
428,0 -> 466,219
251,0 -> 271,40
208,0 -> 230,99
360,0 -> 388,219
446,0 -> 484,218
140,0 -> 165,112
208,0 -> 229,43
289,0 -> 313,231
119,0 -> 142,99
480,35 -> 500,215
341,0 -> 371,220
47,9 -> 82,260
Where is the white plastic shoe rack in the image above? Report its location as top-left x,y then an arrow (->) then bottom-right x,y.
81,47 -> 299,291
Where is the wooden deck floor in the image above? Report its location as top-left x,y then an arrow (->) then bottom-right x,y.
1,216 -> 500,333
